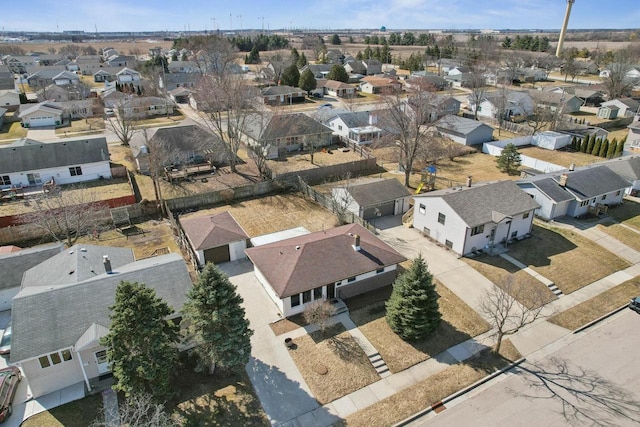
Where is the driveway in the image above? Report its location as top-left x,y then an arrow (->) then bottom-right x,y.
25,126 -> 57,142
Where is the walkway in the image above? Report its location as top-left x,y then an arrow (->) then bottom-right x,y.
499,253 -> 564,297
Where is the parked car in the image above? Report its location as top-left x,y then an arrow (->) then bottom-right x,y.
0,366 -> 21,423
0,326 -> 10,356
629,296 -> 640,314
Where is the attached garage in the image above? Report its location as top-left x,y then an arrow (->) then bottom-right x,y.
18,102 -> 64,128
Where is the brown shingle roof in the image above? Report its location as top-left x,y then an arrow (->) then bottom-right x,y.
245,223 -> 406,298
180,212 -> 249,250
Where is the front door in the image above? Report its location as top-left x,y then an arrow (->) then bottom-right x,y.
327,283 -> 335,300
94,350 -> 110,374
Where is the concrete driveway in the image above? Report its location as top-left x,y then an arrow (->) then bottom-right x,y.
25,126 -> 57,142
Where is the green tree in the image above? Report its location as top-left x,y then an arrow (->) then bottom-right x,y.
280,63 -> 300,87
386,255 -> 440,341
356,51 -> 364,60
182,263 -> 253,374
330,34 -> 341,45
245,45 -> 261,64
102,281 -> 179,400
327,64 -> 349,83
290,47 -> 300,64
296,52 -> 308,68
298,68 -> 317,93
496,143 -> 522,175
607,138 -> 618,158
599,139 -> 609,157
592,138 -> 602,156
586,134 -> 595,154
615,136 -> 626,157
570,136 -> 577,150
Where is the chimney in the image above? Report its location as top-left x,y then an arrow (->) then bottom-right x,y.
103,255 -> 112,274
466,175 -> 472,187
559,173 -> 568,187
569,163 -> 575,171
353,234 -> 361,251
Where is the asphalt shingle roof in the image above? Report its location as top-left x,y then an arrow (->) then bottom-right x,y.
554,166 -> 631,199
0,243 -> 63,290
435,115 -> 492,136
343,179 -> 410,207
180,212 -> 249,250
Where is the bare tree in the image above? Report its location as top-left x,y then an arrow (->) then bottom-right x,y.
479,276 -> 547,353
91,393 -> 175,427
107,98 -> 141,146
266,53 -> 289,85
561,57 -> 580,82
303,300 -> 336,332
21,185 -> 110,247
601,49 -> 637,100
330,175 -> 355,225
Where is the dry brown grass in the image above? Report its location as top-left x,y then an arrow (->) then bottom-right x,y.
463,254 -> 557,309
549,278 -> 640,330
288,324 -> 380,404
606,198 -> 640,230
270,314 -> 308,336
518,146 -> 601,168
0,120 -> 28,142
181,192 -> 339,237
266,145 -> 365,175
596,222 -> 640,251
506,222 -> 630,294
0,40 -> 174,57
55,118 -> 105,135
337,349 -> 515,427
349,282 -> 490,373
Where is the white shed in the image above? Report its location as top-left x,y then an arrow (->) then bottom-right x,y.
532,131 -> 572,150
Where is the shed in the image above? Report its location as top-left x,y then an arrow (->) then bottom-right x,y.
332,178 -> 411,220
532,131 -> 572,150
180,212 -> 249,266
435,115 -> 495,146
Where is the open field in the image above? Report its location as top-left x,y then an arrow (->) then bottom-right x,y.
505,222 -> 630,295
0,40 -> 174,56
549,277 -> 640,330
180,192 -> 340,237
349,283 -> 490,373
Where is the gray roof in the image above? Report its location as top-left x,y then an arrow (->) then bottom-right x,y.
27,68 -> 77,81
600,156 -> 640,181
0,66 -> 14,90
0,107 -> 6,117
0,136 -> 110,174
261,85 -> 304,96
519,177 -> 575,203
555,166 -> 631,199
329,111 -> 372,128
343,179 -> 410,207
149,124 -> 218,153
243,113 -> 332,141
435,115 -> 493,136
416,181 -> 540,228
0,243 -> 64,290
11,252 -> 192,362
163,72 -> 201,85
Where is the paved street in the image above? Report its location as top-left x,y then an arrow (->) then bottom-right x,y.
410,310 -> 640,427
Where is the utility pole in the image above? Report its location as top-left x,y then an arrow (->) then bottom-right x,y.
237,15 -> 243,34
259,16 -> 264,34
210,17 -> 216,33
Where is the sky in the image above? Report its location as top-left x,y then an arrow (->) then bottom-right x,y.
1,0 -> 639,33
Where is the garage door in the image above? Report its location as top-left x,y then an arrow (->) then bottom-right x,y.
28,116 -> 56,127
363,201 -> 395,220
203,245 -> 230,264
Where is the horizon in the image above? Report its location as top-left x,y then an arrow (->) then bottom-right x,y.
1,0 -> 639,33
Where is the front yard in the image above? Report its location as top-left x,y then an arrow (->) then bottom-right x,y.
55,118 -> 105,136
505,222 -> 630,295
0,120 -> 28,142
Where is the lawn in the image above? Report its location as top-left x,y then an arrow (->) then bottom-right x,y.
505,222 -> 630,294
22,394 -> 102,427
463,254 -> 557,308
0,121 -> 28,142
596,222 -> 640,251
287,324 -> 380,404
336,345 -> 519,427
135,111 -> 186,127
549,277 -> 640,330
55,118 -> 105,135
348,282 -> 491,373
266,145 -> 365,176
605,198 -> 640,231
518,146 -> 600,168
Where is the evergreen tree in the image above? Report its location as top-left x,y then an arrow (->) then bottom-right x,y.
327,64 -> 349,83
386,255 -> 440,341
246,46 -> 261,64
592,138 -> 602,156
296,52 -> 308,68
356,51 -> 364,60
330,34 -> 341,45
298,68 -> 317,93
171,52 -> 178,61
570,136 -> 577,150
290,47 -> 300,64
364,44 -> 373,59
615,136 -> 626,157
181,52 -> 189,61
136,85 -> 142,96
280,63 -> 301,87
101,281 -> 179,400
606,138 -> 618,158
599,139 -> 609,157
580,135 -> 589,152
182,263 -> 253,373
586,134 -> 595,154
496,143 -> 522,175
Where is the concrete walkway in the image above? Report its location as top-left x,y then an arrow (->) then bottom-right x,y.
499,253 -> 564,297
102,388 -> 119,426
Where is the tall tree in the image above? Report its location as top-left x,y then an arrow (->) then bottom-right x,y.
330,34 -> 342,45
327,64 -> 349,83
298,68 -> 317,93
496,143 -> 522,175
102,281 -> 179,400
280,63 -> 300,87
386,255 -> 440,341
290,47 -> 300,64
296,52 -> 308,68
182,263 -> 253,374
601,49 -> 637,99
107,98 -> 141,146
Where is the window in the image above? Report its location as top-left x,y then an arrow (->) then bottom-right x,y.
438,213 -> 446,225
39,356 -> 51,368
376,267 -> 385,274
302,290 -> 311,304
445,240 -> 453,248
511,231 -> 518,238
347,276 -> 356,283
601,195 -> 607,200
39,350 -> 73,368
50,352 -> 62,365
69,166 -> 83,176
419,204 -> 426,215
338,125 -> 343,130
0,176 -> 10,186
61,349 -> 73,362
313,286 -> 323,300
470,225 -> 484,236
616,190 -> 621,196
523,212 -> 530,219
580,200 -> 589,207
291,294 -> 300,307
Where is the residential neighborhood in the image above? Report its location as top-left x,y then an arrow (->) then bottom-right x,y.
1,11 -> 640,427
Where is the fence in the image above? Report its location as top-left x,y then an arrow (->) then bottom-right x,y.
165,204 -> 200,272
483,141 -> 565,173
274,157 -> 378,185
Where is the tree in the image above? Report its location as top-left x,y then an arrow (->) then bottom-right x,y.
280,63 -> 300,87
562,57 -> 579,82
479,276 -> 546,353
245,45 -> 261,64
615,136 -> 626,157
607,138 -> 618,158
386,255 -> 440,341
303,300 -> 336,332
598,138 -> 609,157
296,52 -> 308,68
330,34 -> 341,45
182,263 -> 253,374
107,98 -> 141,146
102,281 -> 179,400
298,68 -> 317,93
601,49 -> 637,99
592,138 -> 602,156
21,186 -> 110,247
290,47 -> 300,64
496,143 -> 522,175
327,64 -> 349,83
91,393 -> 173,427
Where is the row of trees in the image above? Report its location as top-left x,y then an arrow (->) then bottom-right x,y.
102,263 -> 252,400
571,135 -> 626,158
501,35 -> 551,52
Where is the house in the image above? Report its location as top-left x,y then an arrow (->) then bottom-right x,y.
359,77 -> 401,94
435,115 -> 495,146
180,212 -> 249,266
514,67 -> 547,82
528,90 -> 582,113
627,119 -> 640,155
575,60 -> 599,75
93,68 -> 118,83
299,64 -> 333,79
0,65 -> 15,90
597,104 -> 620,120
0,90 -> 20,111
115,67 -> 141,85
104,55 -> 136,68
516,166 -> 630,220
27,69 -> 80,88
344,61 -> 365,75
37,54 -> 65,66
167,61 -> 199,74
323,110 -> 383,145
10,246 -> 191,398
158,72 -> 201,91
2,55 -> 36,73
37,83 -> 91,102
362,59 -> 382,75
168,87 -> 191,103
599,156 -> 640,195
599,64 -> 640,79
447,66 -> 469,77
245,223 -> 406,316
121,96 -> 174,117
332,178 -> 412,220
469,91 -> 534,120
598,98 -> 640,118
555,86 -> 604,107
260,85 -> 307,105
18,101 -> 64,127
404,75 -> 449,91
403,94 -> 461,123
242,113 -> 333,159
412,180 -> 540,256
324,80 -> 356,98
0,243 -> 63,311
0,136 -> 112,187
326,49 -> 345,65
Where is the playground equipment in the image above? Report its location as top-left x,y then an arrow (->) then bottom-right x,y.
416,165 -> 437,194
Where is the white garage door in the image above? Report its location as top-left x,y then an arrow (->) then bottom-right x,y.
28,116 -> 56,127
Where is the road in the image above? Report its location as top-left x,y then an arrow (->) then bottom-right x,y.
409,310 -> 640,427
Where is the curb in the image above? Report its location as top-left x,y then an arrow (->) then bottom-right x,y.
572,304 -> 628,334
393,357 -> 526,426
